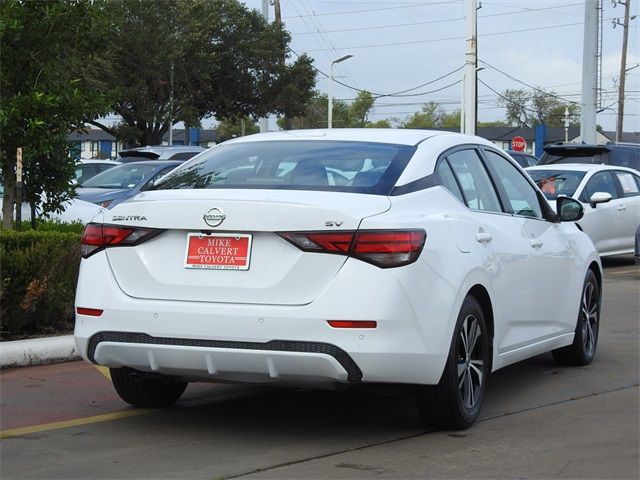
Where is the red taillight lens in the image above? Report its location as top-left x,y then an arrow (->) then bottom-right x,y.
278,231 -> 354,253
327,320 -> 377,329
352,230 -> 426,268
278,229 -> 425,268
76,307 -> 103,317
81,223 -> 162,258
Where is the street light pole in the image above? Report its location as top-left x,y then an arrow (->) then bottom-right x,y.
328,54 -> 353,129
564,106 -> 570,143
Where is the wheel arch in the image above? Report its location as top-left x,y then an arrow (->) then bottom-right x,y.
467,284 -> 495,365
588,260 -> 602,293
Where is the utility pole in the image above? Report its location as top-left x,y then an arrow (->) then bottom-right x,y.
273,0 -> 281,25
273,0 -> 292,130
615,0 -> 632,142
259,0 -> 270,133
15,148 -> 23,230
463,0 -> 478,136
581,0 -> 598,144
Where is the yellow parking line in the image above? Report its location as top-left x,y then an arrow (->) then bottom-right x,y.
94,365 -> 112,380
0,409 -> 151,439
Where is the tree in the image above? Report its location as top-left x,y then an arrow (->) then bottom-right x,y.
349,91 -> 375,127
499,88 -> 580,128
0,0 -> 111,228
281,90 -> 378,129
215,117 -> 260,142
91,0 -> 315,146
400,102 -> 461,129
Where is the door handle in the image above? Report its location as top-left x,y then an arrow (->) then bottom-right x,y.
617,204 -> 626,211
530,238 -> 543,248
476,232 -> 492,243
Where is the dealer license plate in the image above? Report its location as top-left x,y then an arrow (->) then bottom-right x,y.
184,233 -> 252,270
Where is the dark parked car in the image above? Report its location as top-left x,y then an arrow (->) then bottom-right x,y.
117,145 -> 206,163
506,150 -> 538,168
76,160 -> 182,208
74,160 -> 121,185
539,142 -> 640,172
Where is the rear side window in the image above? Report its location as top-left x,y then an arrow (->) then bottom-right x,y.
153,141 -> 416,195
445,149 -> 502,213
615,171 -> 640,197
436,159 -> 465,203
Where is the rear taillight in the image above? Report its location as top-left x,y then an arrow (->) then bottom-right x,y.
81,223 -> 162,258
278,230 -> 425,268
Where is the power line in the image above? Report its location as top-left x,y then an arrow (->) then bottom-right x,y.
479,59 -> 580,105
290,3 -> 582,36
303,21 -> 584,52
283,1 -> 459,19
291,16 -> 464,36
289,47 -> 464,98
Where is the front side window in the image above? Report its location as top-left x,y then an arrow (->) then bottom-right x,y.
580,171 -> 619,203
445,149 -> 502,213
484,150 -> 542,218
153,141 -> 415,195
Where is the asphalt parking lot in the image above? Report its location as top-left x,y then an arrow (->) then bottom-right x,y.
1,257 -> 638,480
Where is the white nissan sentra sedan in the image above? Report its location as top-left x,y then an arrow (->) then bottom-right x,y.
75,129 -> 601,429
526,164 -> 640,257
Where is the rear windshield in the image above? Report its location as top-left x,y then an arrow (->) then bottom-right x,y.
153,140 -> 416,195
526,169 -> 587,200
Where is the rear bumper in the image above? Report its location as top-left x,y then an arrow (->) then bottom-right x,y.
86,332 -> 360,383
75,251 -> 460,385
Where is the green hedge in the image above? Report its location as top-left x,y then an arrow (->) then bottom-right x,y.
1,229 -> 82,340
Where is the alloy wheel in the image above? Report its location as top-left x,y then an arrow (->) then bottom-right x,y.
457,314 -> 484,410
581,281 -> 599,356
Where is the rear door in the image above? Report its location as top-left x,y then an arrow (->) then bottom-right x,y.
612,169 -> 640,252
480,149 -> 578,350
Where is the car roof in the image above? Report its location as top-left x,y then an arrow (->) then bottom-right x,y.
118,145 -> 206,159
506,150 -> 536,156
110,160 -> 182,168
221,128 -> 478,147
542,144 -> 611,155
79,159 -> 121,164
525,163 -> 639,174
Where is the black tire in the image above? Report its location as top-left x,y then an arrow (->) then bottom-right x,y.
552,269 -> 600,366
110,367 -> 188,407
416,296 -> 490,430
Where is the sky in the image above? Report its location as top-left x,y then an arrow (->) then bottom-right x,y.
241,0 -> 639,133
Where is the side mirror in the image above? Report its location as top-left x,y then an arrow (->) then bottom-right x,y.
556,196 -> 584,222
589,191 -> 612,208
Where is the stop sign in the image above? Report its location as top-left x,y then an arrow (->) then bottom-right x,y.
511,136 -> 526,152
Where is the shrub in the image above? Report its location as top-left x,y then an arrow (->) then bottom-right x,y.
0,230 -> 82,340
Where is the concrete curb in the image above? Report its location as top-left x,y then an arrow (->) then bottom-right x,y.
0,335 -> 80,368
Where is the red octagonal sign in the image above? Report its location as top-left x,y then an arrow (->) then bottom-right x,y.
511,136 -> 526,152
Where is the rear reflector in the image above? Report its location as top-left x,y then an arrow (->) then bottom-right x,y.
279,229 -> 425,268
76,307 -> 104,317
328,320 -> 377,329
81,223 -> 162,258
